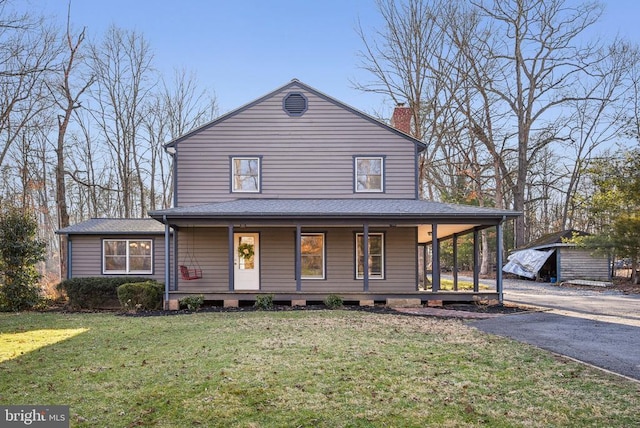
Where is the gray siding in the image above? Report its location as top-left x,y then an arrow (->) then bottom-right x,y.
175,226 -> 418,294
176,228 -> 229,293
559,248 -> 610,281
69,234 -> 169,283
176,85 -> 417,205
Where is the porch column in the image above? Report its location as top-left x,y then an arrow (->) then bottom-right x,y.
496,221 -> 504,303
163,217 -> 170,305
422,244 -> 427,289
473,227 -> 480,292
431,223 -> 440,291
295,224 -> 302,291
452,233 -> 458,291
363,223 -> 369,291
172,229 -> 178,291
228,224 -> 234,291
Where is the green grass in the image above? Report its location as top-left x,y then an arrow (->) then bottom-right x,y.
0,310 -> 638,427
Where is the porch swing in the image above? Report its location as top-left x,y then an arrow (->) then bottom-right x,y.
179,227 -> 202,280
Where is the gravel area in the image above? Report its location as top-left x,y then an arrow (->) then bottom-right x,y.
450,274 -> 631,297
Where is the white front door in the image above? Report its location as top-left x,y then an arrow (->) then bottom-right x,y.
234,233 -> 260,290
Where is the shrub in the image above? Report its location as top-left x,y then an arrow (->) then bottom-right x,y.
254,294 -> 274,310
0,207 -> 46,311
179,295 -> 204,311
324,294 -> 343,309
117,281 -> 163,311
57,276 -> 151,309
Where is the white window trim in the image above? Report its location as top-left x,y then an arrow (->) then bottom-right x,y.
355,156 -> 384,193
103,239 -> 153,275
355,233 -> 385,279
301,232 -> 325,280
232,157 -> 261,193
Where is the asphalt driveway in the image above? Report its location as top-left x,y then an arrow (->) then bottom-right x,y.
468,278 -> 640,381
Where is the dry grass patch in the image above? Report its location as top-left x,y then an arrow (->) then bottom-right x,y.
0,311 -> 638,427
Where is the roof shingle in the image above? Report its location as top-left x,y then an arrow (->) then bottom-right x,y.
56,218 -> 165,235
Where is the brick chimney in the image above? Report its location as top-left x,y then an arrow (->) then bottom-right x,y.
391,103 -> 412,135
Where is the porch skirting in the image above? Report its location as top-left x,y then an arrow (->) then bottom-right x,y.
166,290 -> 499,307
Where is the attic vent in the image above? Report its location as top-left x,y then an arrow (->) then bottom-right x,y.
283,92 -> 308,116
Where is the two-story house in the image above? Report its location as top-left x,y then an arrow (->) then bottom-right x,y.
58,79 -> 518,309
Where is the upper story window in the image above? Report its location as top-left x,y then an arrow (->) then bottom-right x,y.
103,239 -> 153,274
232,157 -> 261,192
355,156 -> 384,192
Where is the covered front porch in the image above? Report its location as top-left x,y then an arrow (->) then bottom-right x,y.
148,199 -> 518,309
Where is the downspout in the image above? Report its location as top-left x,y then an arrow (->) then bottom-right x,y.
163,215 -> 170,309
67,238 -> 72,279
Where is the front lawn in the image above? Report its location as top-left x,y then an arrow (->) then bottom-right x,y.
0,310 -> 638,427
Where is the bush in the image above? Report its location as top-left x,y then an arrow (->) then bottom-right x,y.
254,294 -> 274,310
57,276 -> 152,309
179,295 -> 204,311
117,281 -> 163,311
0,207 -> 46,311
324,294 -> 343,309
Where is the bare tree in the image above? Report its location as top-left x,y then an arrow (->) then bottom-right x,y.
471,0 -> 606,246
143,68 -> 217,210
0,1 -> 60,168
89,25 -> 155,218
48,3 -> 94,279
357,0 -> 619,248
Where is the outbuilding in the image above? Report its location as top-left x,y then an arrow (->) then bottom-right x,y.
503,230 -> 611,282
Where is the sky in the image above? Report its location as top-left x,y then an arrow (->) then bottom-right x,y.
20,0 -> 640,118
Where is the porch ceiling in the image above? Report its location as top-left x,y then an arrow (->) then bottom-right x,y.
418,224 -> 482,244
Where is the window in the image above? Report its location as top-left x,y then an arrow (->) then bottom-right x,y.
356,233 -> 384,279
103,239 -> 152,274
301,233 -> 325,279
355,156 -> 384,192
232,157 -> 261,192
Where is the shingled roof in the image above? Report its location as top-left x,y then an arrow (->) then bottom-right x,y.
149,198 -> 518,222
56,218 -> 165,235
520,229 -> 590,250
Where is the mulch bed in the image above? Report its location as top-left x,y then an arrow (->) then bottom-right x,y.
113,301 -> 531,318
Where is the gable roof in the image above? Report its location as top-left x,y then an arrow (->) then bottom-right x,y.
56,218 -> 166,235
165,79 -> 427,151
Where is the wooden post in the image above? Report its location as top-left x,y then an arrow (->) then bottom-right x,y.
452,233 -> 458,291
496,221 -> 504,303
432,224 -> 440,291
228,224 -> 234,291
363,223 -> 369,291
295,225 -> 302,291
473,228 -> 480,292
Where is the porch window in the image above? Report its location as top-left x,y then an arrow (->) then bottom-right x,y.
103,239 -> 153,274
232,157 -> 261,192
301,233 -> 325,279
356,233 -> 384,279
355,156 -> 384,192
